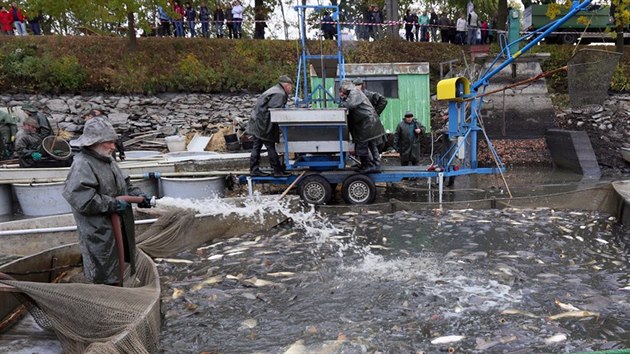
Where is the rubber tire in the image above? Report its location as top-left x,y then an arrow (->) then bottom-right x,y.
341,174 -> 376,205
560,32 -> 577,45
298,174 -> 333,205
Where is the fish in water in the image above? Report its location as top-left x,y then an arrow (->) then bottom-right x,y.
500,309 -> 538,318
430,335 -> 465,344
555,299 -> 580,311
155,258 -> 194,264
544,333 -> 567,344
548,310 -> 599,321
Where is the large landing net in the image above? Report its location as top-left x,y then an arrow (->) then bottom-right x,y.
568,49 -> 622,107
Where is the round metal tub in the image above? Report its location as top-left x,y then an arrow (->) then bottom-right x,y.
160,176 -> 225,200
13,182 -> 72,216
131,179 -> 159,198
0,184 -> 12,215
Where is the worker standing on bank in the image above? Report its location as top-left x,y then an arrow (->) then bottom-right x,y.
339,79 -> 386,173
63,118 -> 152,286
246,75 -> 293,177
394,111 -> 424,166
353,77 -> 388,168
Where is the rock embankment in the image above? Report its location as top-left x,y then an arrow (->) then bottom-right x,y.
0,93 -> 258,138
555,94 -> 630,175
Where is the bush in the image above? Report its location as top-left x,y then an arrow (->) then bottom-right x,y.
1,45 -> 87,93
0,36 -> 628,94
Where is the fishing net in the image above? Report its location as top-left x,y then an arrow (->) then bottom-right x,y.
568,49 -> 622,108
0,197 -> 294,353
2,249 -> 160,353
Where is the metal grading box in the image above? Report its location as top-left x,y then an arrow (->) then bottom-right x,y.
270,108 -> 353,154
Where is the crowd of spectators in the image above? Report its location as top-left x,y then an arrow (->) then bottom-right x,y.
402,7 -> 496,44
157,0 -> 256,39
0,2 -> 42,36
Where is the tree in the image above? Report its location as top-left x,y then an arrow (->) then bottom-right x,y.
611,0 -> 630,53
26,0 -> 169,50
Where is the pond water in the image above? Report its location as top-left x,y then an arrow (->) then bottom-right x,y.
158,203 -> 630,353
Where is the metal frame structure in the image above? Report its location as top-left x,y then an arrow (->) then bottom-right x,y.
242,0 -> 593,205
294,4 -> 345,107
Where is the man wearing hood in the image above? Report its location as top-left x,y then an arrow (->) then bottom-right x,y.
352,77 -> 387,169
338,79 -> 386,173
63,117 -> 152,285
246,75 -> 293,177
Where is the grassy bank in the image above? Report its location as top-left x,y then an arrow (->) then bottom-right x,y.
0,36 -> 627,95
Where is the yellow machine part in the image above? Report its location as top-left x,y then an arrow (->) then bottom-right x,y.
436,77 -> 471,101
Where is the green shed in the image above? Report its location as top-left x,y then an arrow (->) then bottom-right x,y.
309,62 -> 431,133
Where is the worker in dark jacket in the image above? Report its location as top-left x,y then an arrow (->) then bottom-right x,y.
21,104 -> 53,140
339,79 -> 386,173
0,110 -> 17,160
353,77 -> 387,168
394,111 -> 424,166
63,118 -> 152,285
14,117 -> 43,167
245,75 -> 293,177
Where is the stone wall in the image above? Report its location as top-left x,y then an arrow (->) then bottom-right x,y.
0,93 -> 258,138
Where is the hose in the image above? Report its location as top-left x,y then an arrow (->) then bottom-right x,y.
111,195 -> 145,286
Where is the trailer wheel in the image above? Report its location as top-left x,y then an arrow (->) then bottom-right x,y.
298,174 -> 333,205
560,32 -> 577,44
342,174 -> 376,205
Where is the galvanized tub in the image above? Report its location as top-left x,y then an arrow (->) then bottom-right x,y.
13,182 -> 72,216
0,184 -> 12,215
160,176 -> 225,200
131,179 -> 159,198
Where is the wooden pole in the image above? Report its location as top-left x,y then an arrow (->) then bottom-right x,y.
278,171 -> 306,201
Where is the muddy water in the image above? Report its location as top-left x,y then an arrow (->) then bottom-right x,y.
158,206 -> 630,353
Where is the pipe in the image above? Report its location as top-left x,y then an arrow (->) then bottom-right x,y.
110,195 -> 150,286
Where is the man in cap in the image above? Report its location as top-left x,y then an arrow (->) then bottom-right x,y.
14,117 -> 43,167
63,118 -> 153,285
338,79 -> 386,173
245,75 -> 293,177
21,104 -> 53,140
393,111 -> 425,166
353,77 -> 388,168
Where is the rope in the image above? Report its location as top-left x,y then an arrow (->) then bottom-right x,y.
474,106 -> 513,198
465,66 -> 568,101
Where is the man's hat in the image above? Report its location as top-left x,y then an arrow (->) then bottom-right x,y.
70,116 -> 118,147
404,111 -> 414,117
340,79 -> 354,91
278,75 -> 294,85
352,78 -> 364,85
23,117 -> 40,128
21,104 -> 39,113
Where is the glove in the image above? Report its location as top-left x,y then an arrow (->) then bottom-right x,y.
138,195 -> 153,208
115,200 -> 130,214
31,152 -> 42,161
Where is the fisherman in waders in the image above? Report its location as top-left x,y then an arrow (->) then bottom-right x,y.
63,118 -> 153,286
339,79 -> 386,173
393,111 -> 424,166
246,75 -> 293,177
353,77 -> 387,169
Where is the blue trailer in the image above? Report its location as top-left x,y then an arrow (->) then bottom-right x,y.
241,1 -> 594,205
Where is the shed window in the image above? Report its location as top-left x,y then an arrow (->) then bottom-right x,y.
335,76 -> 399,98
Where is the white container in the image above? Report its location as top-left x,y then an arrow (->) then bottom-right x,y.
165,135 -> 186,152
160,176 -> 225,200
0,184 -> 12,215
125,150 -> 162,159
13,182 -> 72,216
